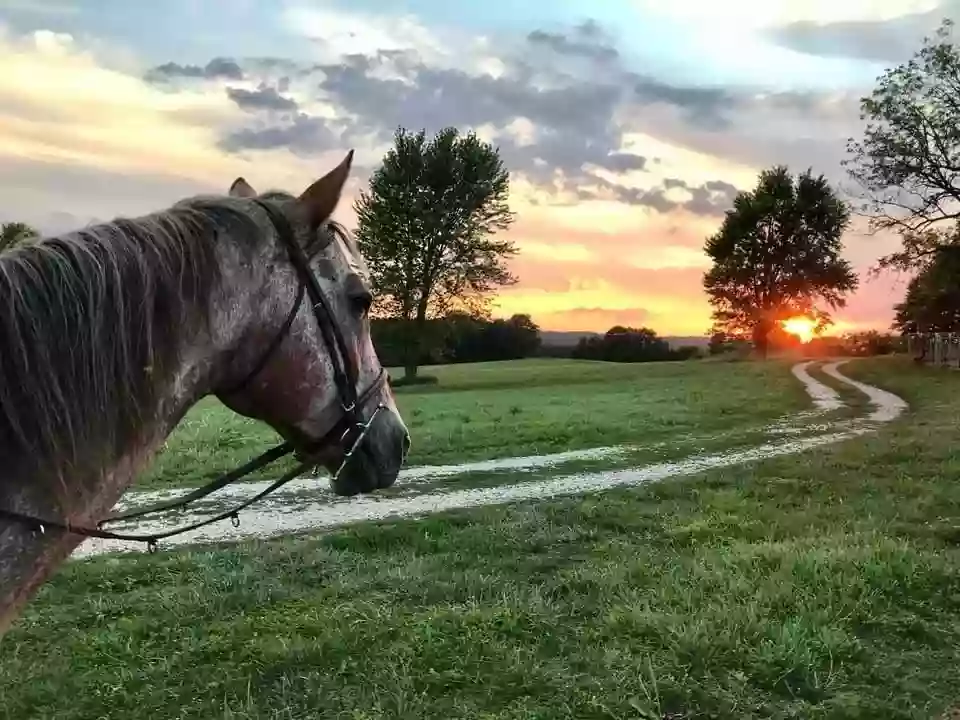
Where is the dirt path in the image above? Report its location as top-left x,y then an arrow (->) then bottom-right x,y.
70,360 -> 907,559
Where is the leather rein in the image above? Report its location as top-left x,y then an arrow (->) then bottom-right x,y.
0,199 -> 388,553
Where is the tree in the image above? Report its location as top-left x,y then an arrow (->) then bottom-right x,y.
844,18 -> 960,271
370,317 -> 451,368
482,314 -> 541,360
703,166 -> 858,358
354,127 -> 517,380
370,312 -> 542,368
436,311 -> 484,363
892,244 -> 960,334
842,330 -> 903,356
0,222 -> 39,252
443,313 -> 541,363
571,326 -> 689,363
707,330 -> 750,356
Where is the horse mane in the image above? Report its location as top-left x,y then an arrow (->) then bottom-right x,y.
0,197 -> 261,485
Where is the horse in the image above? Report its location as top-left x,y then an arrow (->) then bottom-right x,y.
0,151 -> 410,637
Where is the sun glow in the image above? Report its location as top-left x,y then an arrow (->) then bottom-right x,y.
781,316 -> 817,343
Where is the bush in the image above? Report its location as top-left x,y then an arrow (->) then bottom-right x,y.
390,374 -> 440,389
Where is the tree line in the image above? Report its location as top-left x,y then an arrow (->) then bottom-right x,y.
572,327 -> 699,363
371,312 -> 540,369
372,316 -> 705,369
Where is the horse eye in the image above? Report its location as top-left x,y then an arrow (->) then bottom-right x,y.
344,274 -> 372,315
351,290 -> 373,315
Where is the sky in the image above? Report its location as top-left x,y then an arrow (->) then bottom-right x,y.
0,0 -> 956,336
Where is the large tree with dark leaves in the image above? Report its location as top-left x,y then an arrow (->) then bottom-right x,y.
844,18 -> 960,271
354,127 -> 517,380
892,244 -> 960,334
703,166 -> 858,358
0,222 -> 39,252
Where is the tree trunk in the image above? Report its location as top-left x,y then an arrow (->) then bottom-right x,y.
753,321 -> 770,359
403,301 -> 430,381
402,319 -> 420,381
403,357 -> 419,381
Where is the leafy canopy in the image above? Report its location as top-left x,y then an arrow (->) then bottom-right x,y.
703,166 -> 858,351
892,244 -> 960,334
354,126 -> 517,323
0,222 -> 40,252
844,18 -> 960,271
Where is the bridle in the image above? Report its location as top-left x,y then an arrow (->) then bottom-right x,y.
220,200 -> 389,450
0,199 -> 390,553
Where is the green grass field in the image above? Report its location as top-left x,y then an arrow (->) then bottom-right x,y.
138,358 -> 812,491
1,357 -> 959,719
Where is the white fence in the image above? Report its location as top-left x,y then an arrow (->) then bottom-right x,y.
907,333 -> 960,367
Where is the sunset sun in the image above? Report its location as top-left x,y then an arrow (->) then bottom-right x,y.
781,316 -> 817,343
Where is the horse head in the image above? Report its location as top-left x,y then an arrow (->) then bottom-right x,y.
213,151 -> 410,495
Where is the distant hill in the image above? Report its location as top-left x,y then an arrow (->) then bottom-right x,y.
540,330 -> 709,349
662,336 -> 711,349
539,331 -> 600,347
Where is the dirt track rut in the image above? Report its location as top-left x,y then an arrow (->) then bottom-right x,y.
71,360 -> 907,558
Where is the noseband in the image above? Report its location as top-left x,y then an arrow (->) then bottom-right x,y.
0,199 -> 390,552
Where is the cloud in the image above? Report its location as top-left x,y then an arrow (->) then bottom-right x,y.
0,10 -> 908,334
634,1 -> 943,31
573,174 -> 740,215
517,239 -> 596,264
603,152 -> 649,172
146,57 -> 244,82
620,89 -> 867,191
219,112 -> 341,155
281,4 -> 456,65
526,20 -> 619,62
536,307 -> 653,331
629,74 -> 738,128
155,12 -> 863,223
0,155 -> 209,235
310,51 -> 629,166
0,29 -> 240,182
0,25 -> 368,231
193,21 -> 758,217
143,4 -> 870,225
496,261 -> 714,334
226,83 -> 299,112
767,1 -> 957,63
502,214 -> 714,297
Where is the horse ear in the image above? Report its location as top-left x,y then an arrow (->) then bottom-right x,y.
229,178 -> 258,198
296,150 -> 354,229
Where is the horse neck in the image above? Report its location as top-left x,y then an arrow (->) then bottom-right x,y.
0,249 -> 238,636
1,312 -> 221,517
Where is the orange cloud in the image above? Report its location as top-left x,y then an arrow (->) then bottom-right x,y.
534,307 -> 653,331
490,211 -> 717,333
492,209 -> 907,335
